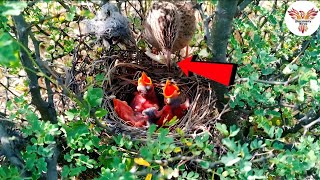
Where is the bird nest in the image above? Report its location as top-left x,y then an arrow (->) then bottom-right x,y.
69,45 -> 219,137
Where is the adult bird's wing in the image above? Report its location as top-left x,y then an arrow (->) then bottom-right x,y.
304,8 -> 318,20
288,8 -> 302,20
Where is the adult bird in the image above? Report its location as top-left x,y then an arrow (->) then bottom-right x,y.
81,3 -> 136,47
156,80 -> 189,127
130,72 -> 159,113
143,1 -> 196,69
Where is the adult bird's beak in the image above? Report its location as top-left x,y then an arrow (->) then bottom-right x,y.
164,50 -> 172,70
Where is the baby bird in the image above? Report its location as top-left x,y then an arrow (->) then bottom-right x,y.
143,1 -> 196,68
130,72 -> 159,113
156,80 -> 189,126
113,98 -> 147,127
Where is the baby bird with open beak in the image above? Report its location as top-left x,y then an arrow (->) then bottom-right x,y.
156,80 -> 189,127
130,72 -> 159,113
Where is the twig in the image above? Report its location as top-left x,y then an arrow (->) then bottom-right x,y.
151,155 -> 223,169
236,0 -> 254,15
236,75 -> 298,85
251,152 -> 274,163
26,13 -> 63,31
56,0 -> 70,11
0,82 -> 19,97
126,0 -> 143,20
289,32 -> 316,65
33,24 -> 65,50
258,0 -> 277,29
194,3 -> 214,51
13,13 -> 62,179
216,102 -> 231,120
282,109 -> 320,137
303,117 -> 320,136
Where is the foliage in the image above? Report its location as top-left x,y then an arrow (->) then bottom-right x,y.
0,0 -> 320,180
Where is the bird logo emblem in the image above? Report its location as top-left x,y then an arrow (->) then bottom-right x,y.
288,8 -> 318,33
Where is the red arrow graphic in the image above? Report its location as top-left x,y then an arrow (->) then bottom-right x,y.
177,55 -> 237,86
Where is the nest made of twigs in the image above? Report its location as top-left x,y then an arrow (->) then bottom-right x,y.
69,43 -> 220,137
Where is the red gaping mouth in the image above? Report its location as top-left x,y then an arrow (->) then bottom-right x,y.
138,72 -> 152,85
163,80 -> 180,98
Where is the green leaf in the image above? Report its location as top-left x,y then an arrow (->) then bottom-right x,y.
95,108 -> 108,118
240,161 -> 252,173
65,109 -> 77,120
199,161 -> 210,169
36,157 -> 47,172
250,139 -> 263,150
221,153 -> 241,166
0,2 -> 27,16
164,116 -> 178,126
0,32 -> 21,68
84,87 -> 103,108
272,142 -> 284,150
229,125 -> 240,137
148,124 -> 157,137
216,123 -> 229,136
282,64 -> 298,74
66,12 -> 75,21
275,128 -> 283,139
310,79 -> 319,92
296,88 -> 305,102
204,148 -> 212,156
307,150 -> 316,161
195,139 -> 204,148
85,140 -> 94,151
222,138 -> 237,151
64,153 -> 72,162
61,165 -> 70,177
269,15 -> 277,25
140,147 -> 152,160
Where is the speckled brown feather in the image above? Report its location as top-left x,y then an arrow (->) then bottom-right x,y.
143,1 -> 196,66
172,2 -> 196,52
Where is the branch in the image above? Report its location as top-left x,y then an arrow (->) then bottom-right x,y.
0,81 -> 19,97
302,117 -> 320,136
151,155 -> 223,169
211,0 -> 238,63
194,3 -> 215,51
13,13 -> 60,179
289,32 -> 316,65
45,144 -> 59,180
12,15 -> 54,122
29,32 -> 58,124
282,109 -> 320,137
236,75 -> 299,85
236,0 -> 254,15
